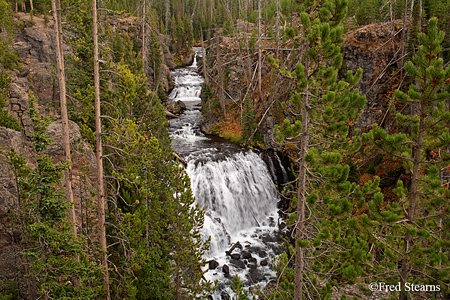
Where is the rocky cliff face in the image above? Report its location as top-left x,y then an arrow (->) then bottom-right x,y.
341,22 -> 400,129
199,21 -> 403,149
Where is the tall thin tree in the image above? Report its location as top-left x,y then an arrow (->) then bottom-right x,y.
276,0 -> 280,60
51,0 -> 77,237
142,0 -> 146,73
93,0 -> 109,296
274,1 -> 365,298
257,0 -> 262,101
201,30 -> 208,85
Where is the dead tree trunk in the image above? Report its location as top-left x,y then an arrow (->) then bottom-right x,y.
400,0 -> 409,79
51,0 -> 77,238
217,45 -> 226,118
389,0 -> 396,55
142,0 -> 146,73
257,0 -> 262,102
419,0 -> 422,32
294,54 -> 310,300
93,0 -> 109,296
201,30 -> 208,85
165,0 -> 170,34
276,0 -> 280,60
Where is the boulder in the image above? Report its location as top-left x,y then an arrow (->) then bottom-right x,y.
246,267 -> 265,283
208,260 -> 219,270
230,253 -> 241,260
230,259 -> 245,269
242,250 -> 252,259
222,264 -> 230,277
182,52 -> 195,66
161,42 -> 176,70
166,100 -> 186,115
220,291 -> 231,300
258,249 -> 267,258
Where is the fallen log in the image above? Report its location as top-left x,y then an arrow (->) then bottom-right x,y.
165,110 -> 178,118
225,241 -> 242,256
173,152 -> 187,167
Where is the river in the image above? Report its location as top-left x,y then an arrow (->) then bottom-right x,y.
168,48 -> 287,299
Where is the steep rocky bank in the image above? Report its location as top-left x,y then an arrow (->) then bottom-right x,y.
198,21 -> 404,149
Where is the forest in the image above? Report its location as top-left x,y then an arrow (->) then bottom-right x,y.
0,0 -> 449,299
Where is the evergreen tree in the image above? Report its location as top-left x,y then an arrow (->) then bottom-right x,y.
270,0 -> 368,298
104,118 -> 213,299
94,49 -> 212,299
363,18 -> 450,299
231,275 -> 251,300
148,30 -> 162,86
242,97 -> 255,142
4,95 -> 103,299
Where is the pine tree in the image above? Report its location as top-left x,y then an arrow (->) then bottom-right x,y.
4,95 -> 103,299
103,118 -> 213,299
270,0 -> 368,298
363,17 -> 450,299
95,57 -> 212,299
242,97 -> 256,142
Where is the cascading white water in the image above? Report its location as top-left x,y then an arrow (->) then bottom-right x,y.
187,151 -> 278,257
169,54 -> 203,102
168,48 -> 286,299
274,152 -> 288,184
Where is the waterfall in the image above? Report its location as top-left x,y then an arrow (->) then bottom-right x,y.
168,48 -> 287,299
274,152 -> 288,184
186,151 -> 278,257
168,53 -> 203,102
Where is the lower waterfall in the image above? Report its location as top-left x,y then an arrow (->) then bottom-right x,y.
187,151 -> 278,257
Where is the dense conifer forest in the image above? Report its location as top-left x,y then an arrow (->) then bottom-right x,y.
0,0 -> 450,299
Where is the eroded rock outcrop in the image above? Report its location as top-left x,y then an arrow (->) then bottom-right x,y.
341,22 -> 400,129
199,21 -> 403,148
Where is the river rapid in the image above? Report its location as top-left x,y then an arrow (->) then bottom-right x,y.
168,48 -> 287,299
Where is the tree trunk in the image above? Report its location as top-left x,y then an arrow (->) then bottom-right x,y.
290,0 -> 293,27
257,0 -> 262,102
217,45 -> 226,118
400,105 -> 423,300
51,0 -> 77,238
419,0 -> 422,32
390,0 -> 396,54
93,0 -> 109,296
294,54 -> 310,300
201,30 -> 208,85
142,0 -> 146,73
276,0 -> 279,60
165,0 -> 170,34
400,0 -> 409,79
